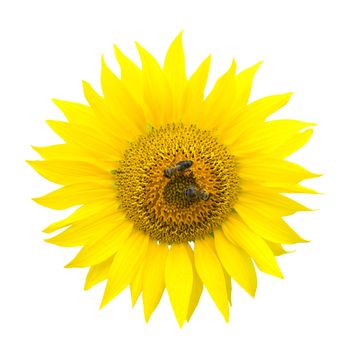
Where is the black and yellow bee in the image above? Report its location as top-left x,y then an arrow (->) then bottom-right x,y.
164,160 -> 193,178
184,185 -> 210,201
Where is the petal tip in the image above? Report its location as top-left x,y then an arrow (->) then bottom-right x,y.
51,98 -> 60,106
64,261 -> 75,268
32,196 -> 43,205
81,80 -> 92,92
175,30 -> 184,40
223,309 -> 230,323
100,291 -> 112,310
176,319 -> 185,328
134,41 -> 142,52
277,270 -> 284,279
43,237 -> 54,244
131,297 -> 138,308
30,145 -> 42,154
101,54 -> 106,66
143,310 -> 151,323
249,285 -> 257,298
99,300 -> 107,310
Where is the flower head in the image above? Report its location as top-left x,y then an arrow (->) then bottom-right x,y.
29,33 -> 318,326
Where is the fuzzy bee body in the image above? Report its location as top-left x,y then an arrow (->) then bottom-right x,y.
175,160 -> 193,172
184,185 -> 210,201
164,160 -> 193,178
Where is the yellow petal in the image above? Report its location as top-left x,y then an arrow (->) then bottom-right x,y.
43,199 -> 117,233
142,241 -> 168,322
198,60 -> 236,130
31,144 -> 117,169
214,62 -> 262,135
223,269 -> 232,306
52,99 -> 94,126
245,92 -> 293,122
274,129 -> 314,158
184,243 -> 203,322
32,143 -> 82,160
66,219 -> 133,267
32,144 -> 78,159
164,32 -> 187,120
234,202 -> 307,244
182,55 -> 211,125
240,178 -> 318,195
114,44 -> 143,105
46,120 -> 122,159
84,256 -> 113,290
214,229 -> 257,297
165,243 -> 193,327
164,32 -> 186,82
238,157 -> 320,184
234,61 -> 262,108
33,181 -> 114,210
136,43 -> 172,127
221,93 -> 292,142
27,160 -> 111,185
202,237 -> 232,305
266,241 -> 289,256
222,216 -> 283,278
100,57 -> 146,135
46,204 -> 120,246
238,186 -> 311,217
45,217 -> 116,247
186,275 -> 203,322
130,262 -> 145,307
194,237 -> 229,322
229,120 -> 315,156
262,183 -> 319,194
101,231 -> 149,308
82,81 -> 135,144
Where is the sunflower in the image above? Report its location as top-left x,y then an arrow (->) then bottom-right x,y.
29,33 -> 317,326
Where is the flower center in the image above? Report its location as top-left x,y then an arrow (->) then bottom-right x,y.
113,123 -> 240,244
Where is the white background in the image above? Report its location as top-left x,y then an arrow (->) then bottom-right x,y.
0,0 -> 349,349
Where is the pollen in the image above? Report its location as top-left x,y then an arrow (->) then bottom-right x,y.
113,123 -> 240,244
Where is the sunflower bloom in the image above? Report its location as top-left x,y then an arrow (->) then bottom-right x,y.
29,33 -> 317,326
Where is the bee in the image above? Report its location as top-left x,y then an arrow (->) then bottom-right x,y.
184,185 -> 210,201
164,160 -> 193,178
